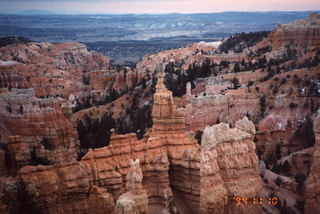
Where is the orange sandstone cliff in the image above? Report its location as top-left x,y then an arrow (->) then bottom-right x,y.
1,63 -> 262,214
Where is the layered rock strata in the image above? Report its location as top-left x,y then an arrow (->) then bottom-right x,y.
116,159 -> 148,214
1,63 -> 262,214
6,135 -> 30,175
305,110 -> 320,214
200,117 -> 262,214
0,42 -> 109,98
90,69 -> 143,91
253,12 -> 320,59
0,88 -> 79,172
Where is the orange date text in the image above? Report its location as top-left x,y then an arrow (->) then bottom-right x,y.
232,197 -> 278,205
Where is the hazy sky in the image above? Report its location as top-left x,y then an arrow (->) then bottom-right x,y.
1,0 -> 320,14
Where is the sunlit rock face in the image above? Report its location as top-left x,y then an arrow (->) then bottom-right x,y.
0,42 -> 110,98
116,159 -> 148,214
254,12 -> 320,55
0,63 -> 262,214
200,117 -> 262,214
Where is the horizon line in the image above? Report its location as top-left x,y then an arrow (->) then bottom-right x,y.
1,10 -> 320,16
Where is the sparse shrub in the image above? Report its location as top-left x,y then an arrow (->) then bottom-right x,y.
274,177 -> 283,186
273,87 -> 278,94
289,102 -> 298,109
247,81 -> 254,87
282,160 -> 292,176
272,162 -> 282,174
41,137 -> 53,150
269,83 -> 274,89
259,95 -> 266,116
195,130 -> 203,145
265,151 -> 276,166
275,143 -> 281,160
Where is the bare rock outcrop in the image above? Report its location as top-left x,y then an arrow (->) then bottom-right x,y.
116,159 -> 148,214
0,63 -> 262,214
200,117 -> 262,214
305,110 -> 320,214
6,135 -> 30,175
4,161 -> 90,214
90,69 -> 142,91
87,185 -> 115,214
0,42 -> 109,98
254,12 -> 320,55
0,89 -> 79,166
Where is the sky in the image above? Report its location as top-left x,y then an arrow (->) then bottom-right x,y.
1,0 -> 320,14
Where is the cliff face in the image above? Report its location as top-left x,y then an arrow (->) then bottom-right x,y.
305,110 -> 320,214
90,68 -> 143,91
0,42 -> 109,98
0,88 -> 79,169
200,117 -> 262,214
255,12 -> 320,54
0,64 -> 262,214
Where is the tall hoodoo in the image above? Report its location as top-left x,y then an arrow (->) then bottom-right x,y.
116,159 -> 148,214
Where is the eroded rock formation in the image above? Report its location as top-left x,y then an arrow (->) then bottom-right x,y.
0,63 -> 262,214
116,159 -> 148,214
0,88 -> 79,167
305,110 -> 320,214
255,12 -> 320,55
200,117 -> 262,214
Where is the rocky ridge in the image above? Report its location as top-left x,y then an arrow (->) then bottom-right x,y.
0,64 -> 262,214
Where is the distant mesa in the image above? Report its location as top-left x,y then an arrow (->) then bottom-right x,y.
19,10 -> 55,15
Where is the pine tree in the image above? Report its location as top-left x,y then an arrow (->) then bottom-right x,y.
282,160 -> 292,176
275,143 -> 281,160
259,95 -> 266,116
19,105 -> 23,115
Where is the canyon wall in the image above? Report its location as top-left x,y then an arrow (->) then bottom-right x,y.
0,42 -> 109,98
200,117 -> 262,214
254,12 -> 320,55
0,64 -> 262,214
0,88 -> 79,171
305,110 -> 320,214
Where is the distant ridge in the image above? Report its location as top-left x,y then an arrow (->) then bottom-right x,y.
19,10 -> 55,15
0,36 -> 33,48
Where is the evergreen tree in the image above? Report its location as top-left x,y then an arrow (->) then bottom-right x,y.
282,160 -> 292,176
232,77 -> 240,89
233,62 -> 240,72
195,130 -> 203,145
19,105 -> 23,115
275,143 -> 281,160
259,95 -> 266,116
